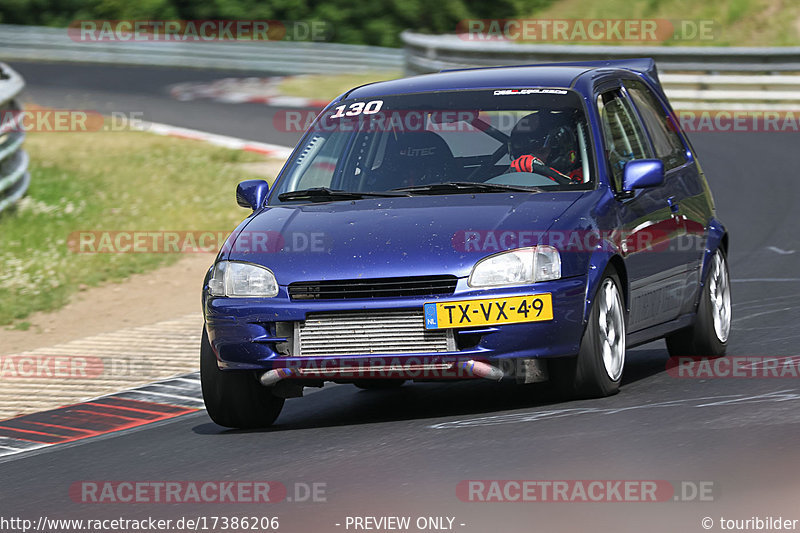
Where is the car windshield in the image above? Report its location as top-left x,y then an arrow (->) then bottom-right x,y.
271,89 -> 593,204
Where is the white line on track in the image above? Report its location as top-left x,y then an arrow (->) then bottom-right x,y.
134,121 -> 295,159
732,278 -> 800,282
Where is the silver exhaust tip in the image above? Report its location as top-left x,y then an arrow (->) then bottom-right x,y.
461,360 -> 505,381
259,367 -> 294,387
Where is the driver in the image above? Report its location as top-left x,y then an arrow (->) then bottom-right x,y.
508,112 -> 583,182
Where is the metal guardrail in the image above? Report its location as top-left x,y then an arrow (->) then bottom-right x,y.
401,32 -> 800,108
654,72 -> 800,109
402,31 -> 800,74
0,62 -> 29,215
0,24 -> 404,74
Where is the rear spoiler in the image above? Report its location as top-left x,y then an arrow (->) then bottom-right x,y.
517,58 -> 660,86
443,58 -> 660,88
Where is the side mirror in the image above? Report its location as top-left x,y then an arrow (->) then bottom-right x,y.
622,159 -> 664,193
236,179 -> 270,210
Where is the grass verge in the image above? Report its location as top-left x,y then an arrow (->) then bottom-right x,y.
0,128 -> 269,326
527,0 -> 800,46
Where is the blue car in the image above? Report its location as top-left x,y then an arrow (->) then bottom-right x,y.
201,58 -> 731,428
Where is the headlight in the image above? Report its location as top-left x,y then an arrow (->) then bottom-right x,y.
468,246 -> 561,287
208,261 -> 279,297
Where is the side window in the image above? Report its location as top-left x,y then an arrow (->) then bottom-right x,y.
596,89 -> 651,191
626,80 -> 688,170
288,131 -> 350,190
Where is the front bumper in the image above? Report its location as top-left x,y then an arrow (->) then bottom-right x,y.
204,276 -> 587,371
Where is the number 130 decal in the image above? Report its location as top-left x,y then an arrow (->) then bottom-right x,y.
329,100 -> 383,118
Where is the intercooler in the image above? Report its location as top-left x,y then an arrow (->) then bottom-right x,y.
289,310 -> 455,356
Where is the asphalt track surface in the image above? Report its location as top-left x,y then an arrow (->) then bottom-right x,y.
2,62 -> 800,533
9,62 -> 307,147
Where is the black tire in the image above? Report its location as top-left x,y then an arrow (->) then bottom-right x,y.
666,249 -> 730,357
200,328 -> 284,429
550,269 -> 626,399
353,379 -> 406,390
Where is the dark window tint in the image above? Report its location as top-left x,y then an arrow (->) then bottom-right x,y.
596,89 -> 651,191
271,89 -> 594,203
626,80 -> 687,170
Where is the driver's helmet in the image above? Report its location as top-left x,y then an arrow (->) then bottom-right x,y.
508,111 -> 579,173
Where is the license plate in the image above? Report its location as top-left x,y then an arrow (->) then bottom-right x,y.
424,294 -> 553,329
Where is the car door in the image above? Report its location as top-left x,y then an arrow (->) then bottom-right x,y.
623,79 -> 705,315
596,85 -> 686,331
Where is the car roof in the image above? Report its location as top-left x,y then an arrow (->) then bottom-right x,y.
343,58 -> 659,100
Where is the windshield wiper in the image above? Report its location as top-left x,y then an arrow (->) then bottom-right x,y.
278,187 -> 411,202
391,182 -> 542,195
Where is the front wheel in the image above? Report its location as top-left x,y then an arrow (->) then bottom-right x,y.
666,248 -> 731,357
200,328 -> 284,429
550,270 -> 626,398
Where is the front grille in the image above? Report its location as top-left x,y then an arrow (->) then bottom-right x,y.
288,275 -> 458,301
296,310 -> 454,356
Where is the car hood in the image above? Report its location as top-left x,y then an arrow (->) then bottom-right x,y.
226,192 -> 585,285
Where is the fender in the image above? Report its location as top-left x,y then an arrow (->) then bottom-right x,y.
695,218 -> 728,306
581,241 -> 626,325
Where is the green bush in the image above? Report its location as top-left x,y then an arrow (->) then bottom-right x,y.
0,0 -> 555,46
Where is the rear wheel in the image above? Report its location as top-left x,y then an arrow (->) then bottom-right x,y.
200,328 -> 284,429
666,248 -> 730,357
550,270 -> 626,398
